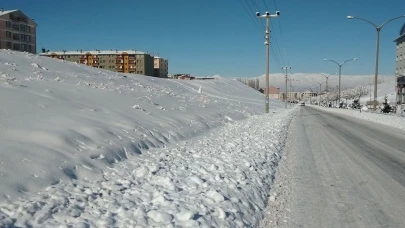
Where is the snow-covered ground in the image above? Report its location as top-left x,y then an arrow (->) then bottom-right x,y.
311,105 -> 405,132
334,80 -> 396,106
0,50 -> 292,227
0,110 -> 294,227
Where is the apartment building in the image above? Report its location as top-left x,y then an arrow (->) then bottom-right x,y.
395,22 -> 405,75
154,56 -> 168,78
40,50 -> 155,76
0,9 -> 36,54
395,22 -> 405,106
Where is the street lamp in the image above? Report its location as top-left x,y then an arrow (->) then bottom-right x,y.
317,73 -> 337,92
324,58 -> 357,106
347,15 -> 405,111
316,81 -> 326,106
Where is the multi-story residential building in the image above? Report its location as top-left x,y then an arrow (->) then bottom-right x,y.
0,9 -> 37,54
40,50 -> 155,76
395,22 -> 405,107
154,56 -> 168,78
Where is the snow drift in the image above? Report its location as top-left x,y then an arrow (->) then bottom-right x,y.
0,50 -> 283,203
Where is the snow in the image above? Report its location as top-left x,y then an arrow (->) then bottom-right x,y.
0,109 -> 294,227
312,106 -> 405,131
0,50 -> 290,226
0,9 -> 18,17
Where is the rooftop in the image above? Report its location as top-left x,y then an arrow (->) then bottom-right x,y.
394,22 -> 405,42
0,9 -> 18,17
39,50 -> 149,56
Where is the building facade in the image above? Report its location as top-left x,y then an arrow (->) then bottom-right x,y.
40,50 -> 155,76
395,23 -> 405,107
154,56 -> 168,78
0,9 -> 37,54
264,86 -> 280,99
395,23 -> 405,76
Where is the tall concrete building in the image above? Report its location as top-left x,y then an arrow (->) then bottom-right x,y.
154,56 -> 168,78
395,23 -> 405,106
0,9 -> 37,54
395,22 -> 405,75
40,50 -> 155,76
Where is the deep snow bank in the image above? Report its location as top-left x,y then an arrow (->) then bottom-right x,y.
0,50 -> 283,202
0,110 -> 294,227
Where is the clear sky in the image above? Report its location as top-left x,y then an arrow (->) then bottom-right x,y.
3,0 -> 405,77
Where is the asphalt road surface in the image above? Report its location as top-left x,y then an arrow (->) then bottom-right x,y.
286,106 -> 405,228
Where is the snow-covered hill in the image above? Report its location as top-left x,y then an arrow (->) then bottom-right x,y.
0,50 -> 283,203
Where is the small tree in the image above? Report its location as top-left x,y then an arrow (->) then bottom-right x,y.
381,95 -> 391,113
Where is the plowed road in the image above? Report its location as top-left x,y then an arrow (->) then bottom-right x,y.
285,107 -> 405,228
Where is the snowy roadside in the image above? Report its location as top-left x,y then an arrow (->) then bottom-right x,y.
0,110 -> 294,228
310,105 -> 405,131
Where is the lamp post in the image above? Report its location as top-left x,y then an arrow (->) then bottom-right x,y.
317,73 -> 337,92
347,15 -> 405,111
316,81 -> 326,106
324,58 -> 357,107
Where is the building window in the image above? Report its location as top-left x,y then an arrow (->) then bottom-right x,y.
12,23 -> 19,30
27,26 -> 31,33
26,35 -> 31,42
20,24 -> 26,32
6,42 -> 12,48
27,45 -> 31,52
13,43 -> 20,50
12,33 -> 20,40
6,21 -> 11,28
20,34 -> 25,41
6,31 -> 12,38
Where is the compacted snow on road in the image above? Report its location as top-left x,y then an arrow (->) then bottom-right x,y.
0,110 -> 294,227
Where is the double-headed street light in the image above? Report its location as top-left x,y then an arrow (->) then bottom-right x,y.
324,58 -> 357,105
317,73 -> 337,92
315,81 -> 327,106
347,15 -> 405,111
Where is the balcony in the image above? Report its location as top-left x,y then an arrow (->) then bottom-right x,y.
10,14 -> 28,23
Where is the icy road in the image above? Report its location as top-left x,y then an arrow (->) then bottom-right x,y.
261,106 -> 405,228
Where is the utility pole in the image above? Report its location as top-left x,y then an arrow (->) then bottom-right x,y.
282,66 -> 291,109
369,77 -> 372,108
257,11 -> 280,113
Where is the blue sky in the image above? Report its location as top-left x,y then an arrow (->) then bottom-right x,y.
3,0 -> 405,77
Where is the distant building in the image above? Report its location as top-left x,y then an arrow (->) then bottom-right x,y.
172,74 -> 195,80
300,90 -> 316,101
40,50 -> 154,76
0,9 -> 37,54
153,56 -> 168,78
264,86 -> 280,99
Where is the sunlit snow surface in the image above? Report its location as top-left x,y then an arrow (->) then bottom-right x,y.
0,50 -> 291,227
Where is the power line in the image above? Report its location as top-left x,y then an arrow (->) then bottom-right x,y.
248,0 -> 265,28
270,23 -> 285,66
261,0 -> 269,11
238,0 -> 263,30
